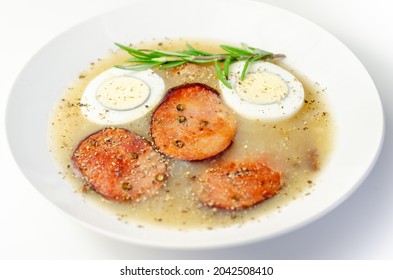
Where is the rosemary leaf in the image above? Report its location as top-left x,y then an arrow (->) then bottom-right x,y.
224,56 -> 232,79
214,60 -> 232,89
240,57 -> 252,80
115,42 -> 284,88
255,49 -> 273,58
116,62 -> 162,71
151,56 -> 184,63
115,43 -> 151,59
240,54 -> 265,80
158,61 -> 186,70
185,44 -> 213,56
127,57 -> 154,63
183,58 -> 216,64
240,43 -> 254,53
148,49 -> 191,58
220,45 -> 253,56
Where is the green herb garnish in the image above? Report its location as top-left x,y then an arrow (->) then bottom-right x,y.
115,42 -> 285,89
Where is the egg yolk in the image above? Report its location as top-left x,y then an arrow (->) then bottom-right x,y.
235,71 -> 289,105
96,76 -> 150,111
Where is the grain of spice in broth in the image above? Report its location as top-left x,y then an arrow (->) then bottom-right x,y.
49,38 -> 334,230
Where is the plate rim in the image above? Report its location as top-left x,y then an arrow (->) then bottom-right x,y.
5,0 -> 385,249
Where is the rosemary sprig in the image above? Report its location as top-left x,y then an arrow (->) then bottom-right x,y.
115,42 -> 285,89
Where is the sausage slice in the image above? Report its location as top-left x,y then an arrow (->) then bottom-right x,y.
197,161 -> 282,210
151,83 -> 237,161
72,128 -> 167,201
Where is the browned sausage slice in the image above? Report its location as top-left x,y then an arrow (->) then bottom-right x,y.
72,128 -> 167,201
151,83 -> 237,161
197,161 -> 282,210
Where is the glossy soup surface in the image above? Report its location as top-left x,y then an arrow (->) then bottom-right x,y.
49,39 -> 334,230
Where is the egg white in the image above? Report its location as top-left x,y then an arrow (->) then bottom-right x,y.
80,68 -> 165,125
219,61 -> 304,121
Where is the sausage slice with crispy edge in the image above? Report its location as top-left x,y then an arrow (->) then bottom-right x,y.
151,83 -> 237,161
72,128 -> 167,201
197,161 -> 282,210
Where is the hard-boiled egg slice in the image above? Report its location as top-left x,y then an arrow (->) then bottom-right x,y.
80,68 -> 165,125
219,61 -> 304,121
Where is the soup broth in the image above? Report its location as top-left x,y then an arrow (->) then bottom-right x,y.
49,38 -> 334,230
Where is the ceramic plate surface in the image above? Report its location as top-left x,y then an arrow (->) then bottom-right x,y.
6,0 -> 384,248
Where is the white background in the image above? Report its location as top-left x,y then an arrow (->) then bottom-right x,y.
0,0 -> 392,259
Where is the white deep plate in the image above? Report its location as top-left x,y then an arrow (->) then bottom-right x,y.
6,0 -> 384,249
